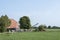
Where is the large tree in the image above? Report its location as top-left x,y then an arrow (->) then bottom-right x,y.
0,15 -> 11,32
19,16 -> 31,29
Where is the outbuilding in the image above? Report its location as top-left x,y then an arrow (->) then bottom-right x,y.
7,19 -> 19,32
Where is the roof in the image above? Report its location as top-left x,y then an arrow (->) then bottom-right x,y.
7,19 -> 19,28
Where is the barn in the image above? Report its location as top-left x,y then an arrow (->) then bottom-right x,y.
7,19 -> 20,32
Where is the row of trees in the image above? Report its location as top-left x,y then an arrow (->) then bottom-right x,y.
33,25 -> 60,29
32,25 -> 60,32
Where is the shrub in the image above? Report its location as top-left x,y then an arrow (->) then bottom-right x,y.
38,25 -> 46,31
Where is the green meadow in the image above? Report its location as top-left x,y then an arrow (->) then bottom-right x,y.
0,29 -> 60,40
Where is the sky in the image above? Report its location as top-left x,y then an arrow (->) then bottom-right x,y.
0,0 -> 60,26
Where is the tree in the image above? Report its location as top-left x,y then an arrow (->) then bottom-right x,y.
52,26 -> 59,29
0,15 -> 11,32
48,25 -> 51,29
38,24 -> 46,31
19,16 -> 31,29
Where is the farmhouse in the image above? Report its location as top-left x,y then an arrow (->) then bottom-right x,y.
7,19 -> 20,32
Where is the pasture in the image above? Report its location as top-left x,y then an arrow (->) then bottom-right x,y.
0,29 -> 60,40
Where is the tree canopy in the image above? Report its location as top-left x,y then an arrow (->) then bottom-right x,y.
0,15 -> 11,32
19,16 -> 31,29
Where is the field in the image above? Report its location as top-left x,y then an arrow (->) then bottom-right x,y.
0,29 -> 60,40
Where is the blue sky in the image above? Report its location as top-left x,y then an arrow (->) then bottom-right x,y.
0,0 -> 60,26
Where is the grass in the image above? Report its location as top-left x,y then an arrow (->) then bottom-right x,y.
0,29 -> 60,40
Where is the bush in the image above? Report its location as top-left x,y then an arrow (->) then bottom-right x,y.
33,29 -> 39,32
38,25 -> 46,31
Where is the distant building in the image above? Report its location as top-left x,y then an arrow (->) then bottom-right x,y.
7,19 -> 20,32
